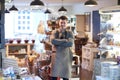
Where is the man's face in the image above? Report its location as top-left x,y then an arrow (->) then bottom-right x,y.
59,19 -> 67,29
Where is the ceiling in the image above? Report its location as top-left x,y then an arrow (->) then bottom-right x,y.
5,0 -> 90,12
5,0 -> 105,15
5,0 -> 87,6
5,0 -> 118,20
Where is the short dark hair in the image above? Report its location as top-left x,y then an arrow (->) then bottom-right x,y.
58,16 -> 68,20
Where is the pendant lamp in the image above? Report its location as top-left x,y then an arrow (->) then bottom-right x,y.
30,0 -> 44,9
44,4 -> 51,14
84,0 -> 98,7
58,0 -> 67,15
5,0 -> 13,3
9,0 -> 18,11
5,9 -> 10,13
9,5 -> 18,11
44,9 -> 51,14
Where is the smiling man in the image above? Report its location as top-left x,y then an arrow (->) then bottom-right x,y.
50,16 -> 74,80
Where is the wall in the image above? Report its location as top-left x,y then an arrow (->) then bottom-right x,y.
73,0 -> 117,15
5,11 -> 48,39
72,0 -> 118,42
3,0 -> 119,43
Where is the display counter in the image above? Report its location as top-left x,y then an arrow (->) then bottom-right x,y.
5,43 -> 34,67
92,58 -> 117,80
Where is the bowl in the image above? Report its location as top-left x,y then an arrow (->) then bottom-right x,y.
32,40 -> 35,43
17,39 -> 21,43
9,39 -> 14,43
24,40 -> 29,43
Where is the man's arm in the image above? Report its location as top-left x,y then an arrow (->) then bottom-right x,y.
51,31 -> 74,47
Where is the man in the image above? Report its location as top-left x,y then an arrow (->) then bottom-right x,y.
50,16 -> 74,80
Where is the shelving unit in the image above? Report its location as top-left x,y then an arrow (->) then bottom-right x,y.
81,46 -> 98,71
5,43 -> 34,58
74,37 -> 88,63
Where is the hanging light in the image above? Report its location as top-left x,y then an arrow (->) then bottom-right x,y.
44,4 -> 51,14
5,8 -> 10,13
44,9 -> 51,14
58,6 -> 67,12
30,0 -> 44,9
9,0 -> 18,11
58,0 -> 67,15
9,5 -> 18,11
84,0 -> 98,7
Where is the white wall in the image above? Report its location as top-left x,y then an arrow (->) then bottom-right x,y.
5,11 -> 48,40
4,0 -> 119,42
73,0 -> 117,15
72,0 -> 118,42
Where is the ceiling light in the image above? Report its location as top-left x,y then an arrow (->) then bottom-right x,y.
84,0 -> 98,7
9,0 -> 18,11
30,0 -> 44,8
58,6 -> 67,15
44,4 -> 51,14
58,0 -> 67,15
58,6 -> 67,12
9,5 -> 18,11
5,9 -> 10,13
44,9 -> 51,14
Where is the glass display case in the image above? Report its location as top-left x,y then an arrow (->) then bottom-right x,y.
99,12 -> 120,58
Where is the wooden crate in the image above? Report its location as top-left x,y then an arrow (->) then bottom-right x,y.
81,46 -> 98,71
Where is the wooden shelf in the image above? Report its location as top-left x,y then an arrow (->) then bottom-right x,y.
5,43 -> 34,58
6,43 -> 34,46
9,53 -> 27,55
